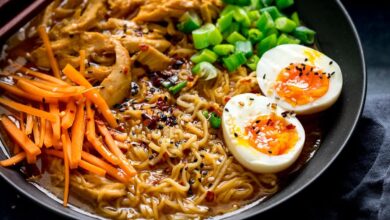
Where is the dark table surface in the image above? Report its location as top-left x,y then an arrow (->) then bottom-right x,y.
1,0 -> 390,219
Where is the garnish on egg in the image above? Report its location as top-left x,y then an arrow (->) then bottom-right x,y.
257,44 -> 343,115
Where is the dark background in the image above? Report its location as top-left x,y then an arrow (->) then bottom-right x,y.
1,0 -> 390,219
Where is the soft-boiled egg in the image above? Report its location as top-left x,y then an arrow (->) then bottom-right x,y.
222,93 -> 305,173
257,44 -> 343,115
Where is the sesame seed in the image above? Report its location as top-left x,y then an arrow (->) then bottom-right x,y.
329,61 -> 333,65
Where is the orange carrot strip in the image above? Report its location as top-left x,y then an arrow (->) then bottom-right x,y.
13,145 -> 21,154
62,64 -> 118,128
79,50 -> 86,76
33,116 -> 40,146
44,119 -> 53,148
49,103 -> 61,144
61,100 -> 77,129
17,79 -> 81,98
12,76 -> 85,93
0,116 -> 41,163
0,82 -> 60,103
37,26 -> 61,79
81,151 -> 129,183
39,109 -> 46,148
0,97 -> 57,122
86,100 -> 119,165
61,133 -> 70,206
97,123 -> 136,177
0,152 -> 26,166
79,160 -> 106,176
19,112 -> 26,133
46,149 -> 105,176
69,100 -> 85,168
14,64 -> 68,85
25,113 -> 33,135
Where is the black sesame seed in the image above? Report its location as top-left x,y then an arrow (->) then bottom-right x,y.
329,61 -> 333,65
256,120 -> 260,123
224,108 -> 229,112
200,163 -> 204,168
249,97 -> 254,101
198,178 -> 202,182
234,133 -> 238,137
331,71 -> 335,75
263,74 -> 266,79
304,58 -> 308,62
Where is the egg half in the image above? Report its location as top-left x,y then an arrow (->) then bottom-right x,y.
256,44 -> 343,115
222,93 -> 305,173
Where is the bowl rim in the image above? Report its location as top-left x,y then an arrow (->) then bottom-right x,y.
0,0 -> 367,219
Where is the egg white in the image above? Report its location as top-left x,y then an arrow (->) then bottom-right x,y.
222,93 -> 305,173
256,44 -> 343,115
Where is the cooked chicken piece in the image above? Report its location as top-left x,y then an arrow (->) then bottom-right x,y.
108,0 -> 143,18
100,39 -> 132,107
136,45 -> 171,71
119,35 -> 171,54
62,0 -> 106,34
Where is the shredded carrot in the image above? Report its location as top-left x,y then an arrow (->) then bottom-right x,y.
14,65 -> 68,86
37,26 -> 61,79
81,151 -> 129,183
49,103 -> 61,144
69,100 -> 85,168
13,145 -> 21,154
44,120 -> 53,148
79,160 -> 106,176
62,64 -> 118,128
17,79 -> 82,98
61,133 -> 70,207
32,116 -> 40,146
86,100 -> 119,165
39,107 -> 46,148
0,152 -> 26,167
45,149 -> 63,158
61,100 -> 76,129
79,50 -> 86,76
0,116 -> 41,163
97,123 -> 136,177
19,112 -> 25,134
25,113 -> 33,135
0,82 -> 59,104
0,97 -> 57,122
12,76 -> 85,93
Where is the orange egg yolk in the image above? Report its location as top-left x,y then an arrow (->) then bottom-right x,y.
245,113 -> 298,156
275,63 -> 329,106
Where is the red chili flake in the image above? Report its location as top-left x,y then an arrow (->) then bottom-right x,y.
224,96 -> 231,103
123,67 -> 128,75
286,124 -> 296,129
139,44 -> 149,51
206,191 -> 215,202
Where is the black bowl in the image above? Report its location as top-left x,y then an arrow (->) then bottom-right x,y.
0,0 -> 366,219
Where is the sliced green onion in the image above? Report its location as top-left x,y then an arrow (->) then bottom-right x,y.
222,0 -> 251,6
227,31 -> 247,44
265,27 -> 279,37
248,29 -> 264,43
223,52 -> 247,72
291,12 -> 300,26
217,13 -> 233,32
221,5 -> 239,17
210,113 -> 222,129
275,17 -> 297,33
161,80 -> 173,88
256,11 -> 275,32
177,11 -> 202,33
246,55 -> 260,70
222,22 -> 240,39
169,81 -> 187,94
192,62 -> 219,80
191,49 -> 218,64
261,0 -> 274,7
277,33 -> 300,45
249,0 -> 262,10
275,0 -> 294,10
235,41 -> 253,58
233,8 -> 251,27
192,24 -> 223,49
260,6 -> 283,20
213,44 -> 235,56
292,26 -> 316,45
257,34 -> 278,56
241,25 -> 250,37
248,10 -> 261,22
